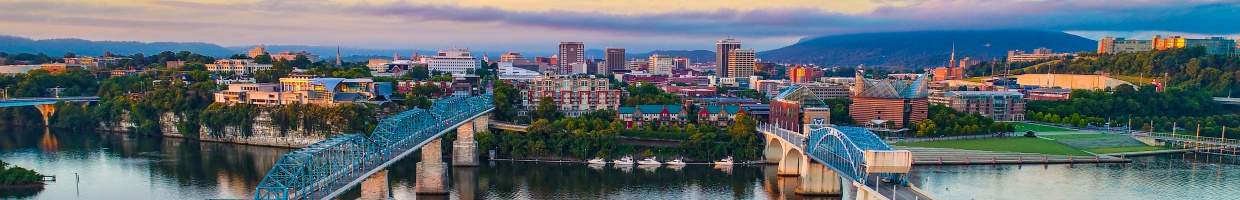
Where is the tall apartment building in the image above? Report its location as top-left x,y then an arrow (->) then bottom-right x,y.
940,91 -> 1025,121
605,48 -> 625,74
648,54 -> 674,75
429,49 -> 477,75
558,42 -> 585,74
716,38 -> 742,77
521,74 -> 623,117
727,49 -> 756,78
205,59 -> 273,74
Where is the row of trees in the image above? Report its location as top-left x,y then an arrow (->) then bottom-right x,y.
1006,47 -> 1239,95
1028,85 -> 1227,118
911,105 -> 1015,137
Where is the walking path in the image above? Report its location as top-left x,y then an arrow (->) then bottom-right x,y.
895,146 -> 1129,165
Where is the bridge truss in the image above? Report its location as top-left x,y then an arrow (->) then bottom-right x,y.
253,94 -> 494,200
803,125 -> 905,186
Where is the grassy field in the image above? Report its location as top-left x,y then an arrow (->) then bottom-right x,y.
1013,122 -> 1076,133
1087,146 -> 1168,154
895,137 -> 1092,156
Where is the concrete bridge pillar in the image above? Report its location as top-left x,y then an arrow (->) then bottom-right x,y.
360,170 -> 391,200
777,148 -> 803,176
34,104 -> 55,127
453,116 -> 484,166
765,137 -> 784,164
797,160 -> 843,196
416,138 -> 448,195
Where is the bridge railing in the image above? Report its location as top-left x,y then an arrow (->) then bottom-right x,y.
254,94 -> 494,200
1133,131 -> 1240,147
758,123 -> 805,148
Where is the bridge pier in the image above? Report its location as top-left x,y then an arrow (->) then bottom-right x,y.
765,137 -> 785,164
778,149 -> 803,176
34,104 -> 55,127
453,114 -> 488,167
416,138 -> 448,195
797,161 -> 843,196
360,170 -> 391,200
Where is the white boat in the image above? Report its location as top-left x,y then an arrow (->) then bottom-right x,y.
637,157 -> 662,166
587,158 -> 607,164
612,156 -> 634,165
714,157 -> 734,165
666,158 -> 687,166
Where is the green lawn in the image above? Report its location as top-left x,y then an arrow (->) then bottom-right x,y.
1088,146 -> 1168,154
1043,134 -> 1114,140
1014,122 -> 1076,132
895,137 -> 1092,156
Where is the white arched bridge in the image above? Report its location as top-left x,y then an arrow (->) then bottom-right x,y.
759,123 -> 931,200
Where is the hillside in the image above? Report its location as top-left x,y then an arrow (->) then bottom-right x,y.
0,35 -> 235,57
760,30 -> 1096,68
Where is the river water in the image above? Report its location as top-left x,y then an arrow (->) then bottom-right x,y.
2,128 -> 1238,199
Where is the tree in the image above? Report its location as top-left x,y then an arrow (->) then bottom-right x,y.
407,65 -> 430,80
533,96 -> 561,121
291,54 -> 312,69
492,81 -> 521,121
254,53 -> 273,64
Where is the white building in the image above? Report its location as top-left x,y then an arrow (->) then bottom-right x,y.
648,54 -> 674,75
498,62 -> 541,81
429,49 -> 477,75
205,59 -> 273,74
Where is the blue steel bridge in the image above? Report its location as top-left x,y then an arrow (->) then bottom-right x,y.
253,93 -> 929,200
253,94 -> 493,200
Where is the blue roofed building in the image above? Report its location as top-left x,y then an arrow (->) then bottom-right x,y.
617,104 -> 687,128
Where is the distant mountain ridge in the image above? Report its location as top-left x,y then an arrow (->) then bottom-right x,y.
0,35 -> 235,57
760,30 -> 1097,68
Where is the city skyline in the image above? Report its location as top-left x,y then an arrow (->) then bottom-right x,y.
1,0 -> 1238,53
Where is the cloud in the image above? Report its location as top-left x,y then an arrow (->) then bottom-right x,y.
351,0 -> 1240,37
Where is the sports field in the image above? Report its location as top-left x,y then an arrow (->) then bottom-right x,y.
895,137 -> 1092,156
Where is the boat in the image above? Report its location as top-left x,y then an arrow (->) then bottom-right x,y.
666,158 -> 687,166
587,158 -> 607,164
612,156 -> 634,165
714,157 -> 734,165
637,157 -> 662,166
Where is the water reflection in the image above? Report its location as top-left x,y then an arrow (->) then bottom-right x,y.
911,154 -> 1240,200
0,127 -> 290,199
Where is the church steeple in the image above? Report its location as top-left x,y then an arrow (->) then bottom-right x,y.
335,46 -> 342,67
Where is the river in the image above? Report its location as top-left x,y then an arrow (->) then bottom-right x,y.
2,128 -> 1238,199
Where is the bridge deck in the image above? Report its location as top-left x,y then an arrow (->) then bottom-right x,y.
253,95 -> 494,200
0,96 -> 100,107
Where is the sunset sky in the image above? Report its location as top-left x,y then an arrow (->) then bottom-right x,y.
1,0 -> 1237,53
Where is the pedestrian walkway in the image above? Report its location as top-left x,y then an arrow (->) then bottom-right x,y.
895,146 -> 1129,165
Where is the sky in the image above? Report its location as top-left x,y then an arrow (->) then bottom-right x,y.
1,0 -> 1238,54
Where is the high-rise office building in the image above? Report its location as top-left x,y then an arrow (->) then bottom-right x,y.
727,49 -> 755,78
500,51 -> 527,63
605,48 -> 625,74
648,54 -> 674,75
559,42 -> 585,74
716,38 -> 742,77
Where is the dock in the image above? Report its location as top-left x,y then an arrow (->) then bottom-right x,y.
897,147 -> 1130,165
